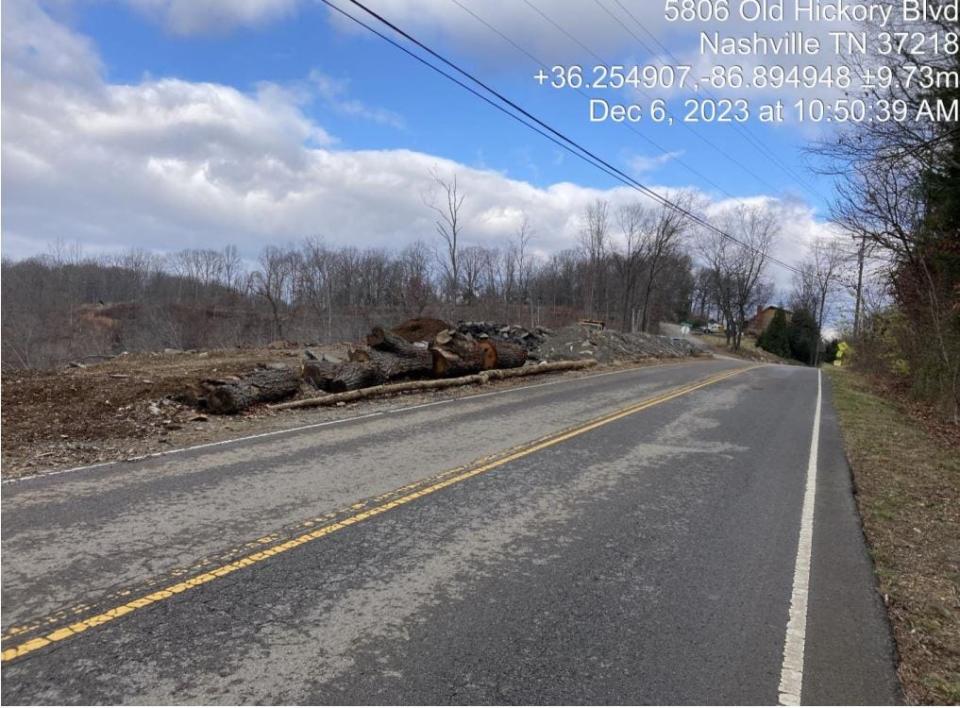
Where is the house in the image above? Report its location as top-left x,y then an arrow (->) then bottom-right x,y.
747,305 -> 791,336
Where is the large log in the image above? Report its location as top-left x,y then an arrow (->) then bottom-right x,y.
204,367 -> 301,414
324,361 -> 384,393
430,329 -> 489,377
301,360 -> 340,390
367,326 -> 424,357
270,360 -> 598,411
477,340 -> 498,370
430,343 -> 486,378
350,345 -> 432,380
368,349 -> 432,380
490,339 -> 527,369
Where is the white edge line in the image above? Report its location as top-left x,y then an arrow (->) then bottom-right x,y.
4,359 -> 721,485
778,368 -> 822,706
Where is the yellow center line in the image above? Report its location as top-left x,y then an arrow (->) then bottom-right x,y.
1,364 -> 758,663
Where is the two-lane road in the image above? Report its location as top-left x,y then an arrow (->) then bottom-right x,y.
1,360 -> 900,704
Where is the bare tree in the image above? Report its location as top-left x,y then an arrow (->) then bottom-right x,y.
580,199 -> 609,320
424,170 -> 466,307
700,205 -> 778,350
251,246 -> 297,340
638,199 -> 692,333
795,238 -> 848,365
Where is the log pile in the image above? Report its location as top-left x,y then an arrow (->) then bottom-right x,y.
195,324 -> 533,414
270,359 -> 596,411
429,329 -> 527,377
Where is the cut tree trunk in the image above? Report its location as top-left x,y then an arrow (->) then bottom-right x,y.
204,367 -> 301,414
301,360 -> 340,391
367,349 -> 432,380
270,360 -> 597,411
324,361 -> 385,393
430,343 -> 486,377
430,329 -> 489,377
367,326 -> 425,357
477,340 -> 498,370
490,340 -> 527,369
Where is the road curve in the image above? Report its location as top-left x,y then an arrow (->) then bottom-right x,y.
1,360 -> 900,704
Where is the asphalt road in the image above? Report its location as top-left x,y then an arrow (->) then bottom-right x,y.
1,359 -> 901,704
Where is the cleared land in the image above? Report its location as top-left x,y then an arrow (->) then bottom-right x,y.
828,367 -> 960,705
1,321 -> 708,478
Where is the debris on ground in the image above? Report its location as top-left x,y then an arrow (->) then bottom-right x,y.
2,318 -> 708,476
455,321 -> 553,349
533,325 -> 700,363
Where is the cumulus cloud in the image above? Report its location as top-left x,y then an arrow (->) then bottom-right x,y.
1,0 -> 831,292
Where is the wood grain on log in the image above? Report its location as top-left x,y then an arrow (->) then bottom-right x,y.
490,340 -> 527,369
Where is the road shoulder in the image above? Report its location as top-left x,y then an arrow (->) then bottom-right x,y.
826,366 -> 959,705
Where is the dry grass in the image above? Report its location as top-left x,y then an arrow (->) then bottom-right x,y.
828,367 -> 960,704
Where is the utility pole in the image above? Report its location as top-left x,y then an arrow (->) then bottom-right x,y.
852,233 -> 866,337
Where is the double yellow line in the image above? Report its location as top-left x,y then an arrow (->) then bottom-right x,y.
1,364 -> 755,663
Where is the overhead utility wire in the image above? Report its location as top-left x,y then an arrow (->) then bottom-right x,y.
327,0 -> 804,275
521,0 -> 776,194
317,3 -> 659,190
602,0 -> 831,203
448,0 -> 738,201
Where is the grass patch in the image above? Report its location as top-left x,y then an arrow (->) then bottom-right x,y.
827,367 -> 960,705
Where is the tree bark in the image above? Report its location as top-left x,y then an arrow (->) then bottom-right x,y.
324,361 -> 384,393
490,340 -> 527,369
203,367 -> 301,414
366,326 -> 425,358
429,330 -> 489,377
430,345 -> 485,377
301,360 -> 340,391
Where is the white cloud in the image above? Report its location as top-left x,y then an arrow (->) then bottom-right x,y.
1,0 -> 831,292
128,0 -> 300,35
626,150 -> 685,175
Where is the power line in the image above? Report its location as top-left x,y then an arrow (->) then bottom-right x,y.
521,0 -> 778,194
318,2 -> 638,185
601,0 -> 832,204
448,0 -> 739,201
325,0 -> 804,275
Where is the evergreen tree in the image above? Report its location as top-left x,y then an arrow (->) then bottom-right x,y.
787,308 -> 819,365
757,308 -> 790,358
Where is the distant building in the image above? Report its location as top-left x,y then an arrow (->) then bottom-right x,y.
747,305 -> 791,336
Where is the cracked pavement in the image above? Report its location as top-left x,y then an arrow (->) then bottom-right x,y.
1,360 -> 901,704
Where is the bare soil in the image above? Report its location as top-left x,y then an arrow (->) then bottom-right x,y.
1,346 -> 691,479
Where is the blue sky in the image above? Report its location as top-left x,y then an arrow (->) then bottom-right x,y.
76,0 -> 832,200
2,0 -> 844,278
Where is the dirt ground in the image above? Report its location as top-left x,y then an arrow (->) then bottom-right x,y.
1,345 -> 329,478
1,346 -> 702,479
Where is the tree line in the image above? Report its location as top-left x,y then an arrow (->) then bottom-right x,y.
814,0 -> 960,421
2,180 -> 807,371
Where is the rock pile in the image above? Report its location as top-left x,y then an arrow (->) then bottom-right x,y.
533,325 -> 700,363
455,321 -> 553,349
453,321 -> 703,363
